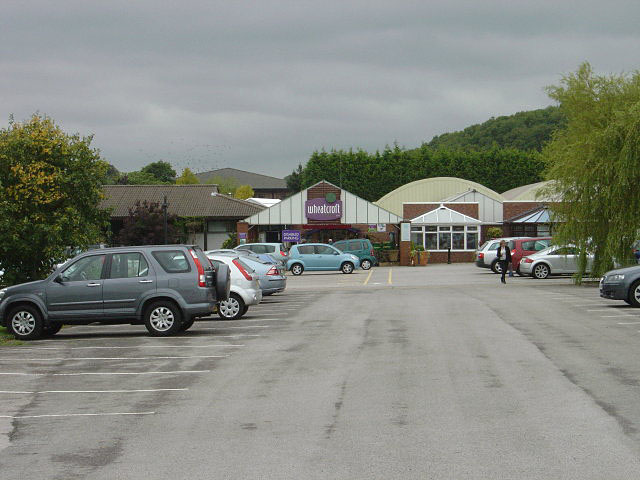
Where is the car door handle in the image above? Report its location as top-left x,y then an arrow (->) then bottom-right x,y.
139,279 -> 154,284
87,283 -> 101,287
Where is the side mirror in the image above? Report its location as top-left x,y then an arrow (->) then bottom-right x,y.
54,275 -> 63,284
334,251 -> 340,255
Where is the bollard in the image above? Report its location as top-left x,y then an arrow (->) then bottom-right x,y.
447,247 -> 451,264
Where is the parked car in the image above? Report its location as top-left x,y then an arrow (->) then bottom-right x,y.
236,243 -> 289,264
0,245 -> 230,340
518,245 -> 594,279
600,265 -> 640,307
332,238 -> 378,270
475,237 -> 525,274
510,237 -> 552,274
211,252 -> 286,296
207,248 -> 276,266
287,243 -> 360,275
206,253 -> 262,320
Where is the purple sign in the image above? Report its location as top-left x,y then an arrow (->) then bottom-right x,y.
305,198 -> 343,221
238,233 -> 247,239
282,230 -> 301,242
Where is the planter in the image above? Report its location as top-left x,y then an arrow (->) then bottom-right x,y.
387,250 -> 399,262
410,251 -> 430,266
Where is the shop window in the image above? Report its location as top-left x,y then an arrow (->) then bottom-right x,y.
411,224 -> 480,251
410,227 -> 424,248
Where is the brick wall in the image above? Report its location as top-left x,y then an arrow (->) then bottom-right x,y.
403,203 -> 479,220
503,202 -> 544,222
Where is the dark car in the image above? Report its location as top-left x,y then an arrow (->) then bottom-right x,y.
332,239 -> 378,270
600,265 -> 640,307
0,245 -> 230,340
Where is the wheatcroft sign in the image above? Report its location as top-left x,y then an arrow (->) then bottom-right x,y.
305,196 -> 343,221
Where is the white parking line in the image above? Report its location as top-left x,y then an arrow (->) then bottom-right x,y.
13,345 -> 244,351
200,325 -> 270,329
0,388 -> 188,394
27,334 -> 263,344
588,309 -> 620,312
618,321 -> 640,325
0,355 -> 228,361
601,315 -> 634,318
0,370 -> 211,376
0,412 -> 156,419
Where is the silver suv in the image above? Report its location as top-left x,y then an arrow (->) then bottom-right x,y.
0,245 -> 230,340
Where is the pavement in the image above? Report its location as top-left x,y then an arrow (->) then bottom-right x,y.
2,264 -> 640,478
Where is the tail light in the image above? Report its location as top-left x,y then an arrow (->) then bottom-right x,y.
266,266 -> 279,276
523,258 -> 534,263
370,249 -> 375,256
478,253 -> 484,259
189,249 -> 207,287
280,251 -> 287,256
232,259 -> 253,281
511,250 -> 517,256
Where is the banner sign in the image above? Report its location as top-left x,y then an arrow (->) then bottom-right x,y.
305,198 -> 343,221
282,230 -> 301,242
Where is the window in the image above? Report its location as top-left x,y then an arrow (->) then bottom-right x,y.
250,245 -> 268,254
521,240 -> 536,251
412,225 -> 479,251
110,253 -> 149,279
534,239 -> 550,251
61,255 -> 106,282
152,250 -> 190,273
207,221 -> 234,233
511,224 -> 538,237
348,241 -> 364,251
315,245 -> 338,255
297,245 -> 315,255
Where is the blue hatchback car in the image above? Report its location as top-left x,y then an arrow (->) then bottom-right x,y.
286,243 -> 360,275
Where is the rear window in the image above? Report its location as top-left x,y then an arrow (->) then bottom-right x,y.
191,247 -> 212,269
235,258 -> 255,273
488,242 -> 500,251
152,250 -> 191,273
297,245 -> 315,255
478,241 -> 488,251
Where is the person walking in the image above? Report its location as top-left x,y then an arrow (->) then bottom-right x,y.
496,239 -> 512,284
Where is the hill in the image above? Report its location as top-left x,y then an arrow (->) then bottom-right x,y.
425,106 -> 566,152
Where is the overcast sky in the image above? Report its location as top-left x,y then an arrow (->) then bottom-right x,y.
2,1 -> 639,178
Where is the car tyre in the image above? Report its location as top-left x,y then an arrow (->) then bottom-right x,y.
533,263 -> 550,279
361,259 -> 372,270
341,262 -> 354,274
144,301 -> 182,336
8,305 -> 44,340
291,263 -> 304,276
218,293 -> 246,320
629,280 -> 640,308
491,260 -> 502,274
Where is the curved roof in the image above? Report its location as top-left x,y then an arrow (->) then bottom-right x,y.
501,180 -> 555,201
375,177 -> 503,216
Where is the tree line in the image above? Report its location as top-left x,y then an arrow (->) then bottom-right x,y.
286,145 -> 545,202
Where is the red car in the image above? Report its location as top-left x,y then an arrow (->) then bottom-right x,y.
510,237 -> 552,274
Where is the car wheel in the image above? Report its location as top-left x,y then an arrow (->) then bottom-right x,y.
629,280 -> 640,308
43,322 -> 63,337
341,262 -> 354,274
144,301 -> 182,336
243,305 -> 249,315
8,305 -> 44,340
291,263 -> 304,276
533,263 -> 550,279
180,317 -> 195,332
361,259 -> 372,270
491,260 -> 502,274
218,293 -> 246,320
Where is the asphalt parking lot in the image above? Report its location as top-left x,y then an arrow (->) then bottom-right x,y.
3,264 -> 640,479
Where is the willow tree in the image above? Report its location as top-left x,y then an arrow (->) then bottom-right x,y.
542,63 -> 640,280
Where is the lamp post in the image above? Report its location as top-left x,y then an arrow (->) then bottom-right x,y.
162,195 -> 168,244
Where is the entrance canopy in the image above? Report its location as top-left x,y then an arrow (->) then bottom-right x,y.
411,205 -> 481,225
512,207 -> 553,223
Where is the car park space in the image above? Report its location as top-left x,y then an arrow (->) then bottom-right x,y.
5,264 -> 640,477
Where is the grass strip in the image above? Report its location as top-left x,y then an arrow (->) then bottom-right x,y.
0,326 -> 23,346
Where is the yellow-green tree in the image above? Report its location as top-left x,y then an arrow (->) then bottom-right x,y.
234,184 -> 254,199
205,175 -> 238,195
543,63 -> 640,280
0,114 -> 110,284
176,167 -> 199,185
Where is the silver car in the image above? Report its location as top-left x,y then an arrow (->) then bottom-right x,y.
519,245 -> 594,279
475,237 -> 525,274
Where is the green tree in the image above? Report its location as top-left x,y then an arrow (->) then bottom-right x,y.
234,185 -> 254,200
0,114 -> 110,284
122,170 -> 167,185
116,200 -> 178,245
542,62 -> 640,281
141,160 -> 176,183
101,163 -> 121,184
205,174 -> 238,195
285,163 -> 304,192
176,167 -> 199,185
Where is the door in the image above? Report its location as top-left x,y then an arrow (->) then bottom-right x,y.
549,247 -> 577,273
102,252 -> 156,317
314,245 -> 342,270
46,254 -> 107,319
295,245 -> 317,269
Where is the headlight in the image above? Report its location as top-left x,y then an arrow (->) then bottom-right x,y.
609,274 -> 625,282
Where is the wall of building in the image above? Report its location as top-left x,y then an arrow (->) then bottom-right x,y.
403,203 -> 479,220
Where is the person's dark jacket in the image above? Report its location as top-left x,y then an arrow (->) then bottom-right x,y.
496,245 -> 512,263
